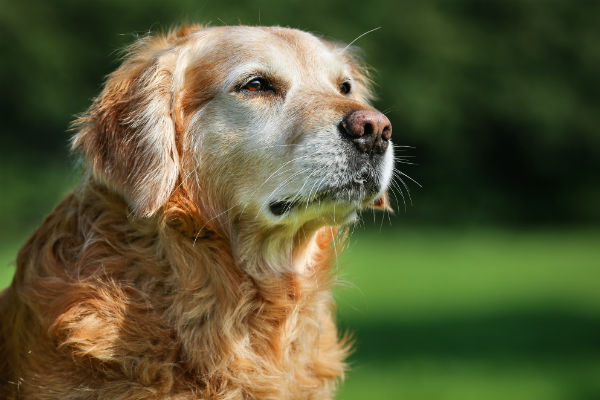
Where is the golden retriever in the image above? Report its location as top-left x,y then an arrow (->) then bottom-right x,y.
0,25 -> 393,399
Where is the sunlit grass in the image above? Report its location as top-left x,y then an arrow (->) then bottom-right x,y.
338,359 -> 600,400
335,228 -> 600,320
334,228 -> 600,400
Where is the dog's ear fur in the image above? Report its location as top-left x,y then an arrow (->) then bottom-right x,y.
72,37 -> 180,217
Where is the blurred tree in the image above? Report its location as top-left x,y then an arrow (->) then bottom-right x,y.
1,0 -> 598,226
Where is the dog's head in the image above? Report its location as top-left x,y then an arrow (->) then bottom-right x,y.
73,25 -> 394,234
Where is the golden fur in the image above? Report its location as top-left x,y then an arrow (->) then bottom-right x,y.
0,25 -> 392,399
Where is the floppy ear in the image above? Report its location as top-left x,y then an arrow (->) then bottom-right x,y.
72,38 -> 179,217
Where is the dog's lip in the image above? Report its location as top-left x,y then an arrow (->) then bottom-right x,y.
267,186 -> 382,217
269,200 -> 296,216
268,196 -> 329,217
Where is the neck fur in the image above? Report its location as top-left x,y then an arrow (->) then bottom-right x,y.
159,185 -> 344,376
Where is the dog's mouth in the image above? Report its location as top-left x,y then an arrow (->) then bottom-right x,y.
265,165 -> 391,218
268,187 -> 382,217
268,195 -> 330,217
268,201 -> 297,216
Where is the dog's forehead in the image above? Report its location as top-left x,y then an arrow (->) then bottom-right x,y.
193,26 -> 348,76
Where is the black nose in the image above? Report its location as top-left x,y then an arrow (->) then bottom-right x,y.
340,110 -> 392,155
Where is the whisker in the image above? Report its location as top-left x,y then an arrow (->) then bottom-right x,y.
387,181 -> 402,211
241,162 -> 317,220
393,144 -> 416,150
341,27 -> 382,53
397,177 -> 413,206
395,169 -> 422,188
306,173 -> 330,208
260,143 -> 301,150
294,168 -> 324,208
298,162 -> 331,209
395,160 -> 417,166
379,204 -> 386,231
389,179 -> 407,211
398,170 -> 423,189
258,167 -> 313,214
198,164 -> 313,235
380,107 -> 394,116
261,154 -> 312,190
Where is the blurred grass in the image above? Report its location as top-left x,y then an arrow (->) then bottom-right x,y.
334,229 -> 600,399
0,245 -> 17,290
1,162 -> 599,399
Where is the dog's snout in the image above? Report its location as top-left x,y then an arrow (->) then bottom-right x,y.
340,110 -> 392,155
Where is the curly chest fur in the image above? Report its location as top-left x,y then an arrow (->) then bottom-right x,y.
1,191 -> 348,400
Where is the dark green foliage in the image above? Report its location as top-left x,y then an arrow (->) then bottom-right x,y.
1,0 -> 599,225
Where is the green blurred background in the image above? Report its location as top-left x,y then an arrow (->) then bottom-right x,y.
1,1 -> 599,399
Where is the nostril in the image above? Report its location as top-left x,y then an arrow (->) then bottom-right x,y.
382,125 -> 392,141
364,123 -> 374,136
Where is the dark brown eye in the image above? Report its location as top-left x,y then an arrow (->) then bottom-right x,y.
340,80 -> 351,95
242,77 -> 270,92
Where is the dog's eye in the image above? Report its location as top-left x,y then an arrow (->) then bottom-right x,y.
340,80 -> 351,95
242,77 -> 271,92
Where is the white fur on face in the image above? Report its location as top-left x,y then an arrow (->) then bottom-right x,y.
181,27 -> 394,227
